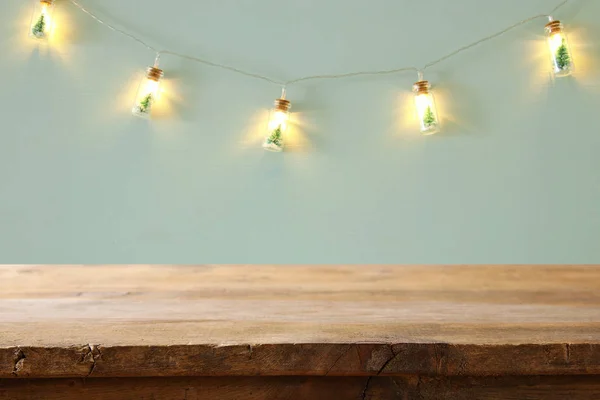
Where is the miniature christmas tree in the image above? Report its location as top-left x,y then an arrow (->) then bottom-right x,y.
555,40 -> 571,70
137,93 -> 153,114
423,106 -> 436,127
32,14 -> 46,38
266,126 -> 283,148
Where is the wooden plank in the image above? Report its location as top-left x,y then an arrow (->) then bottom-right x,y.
3,265 -> 600,302
2,321 -> 600,347
1,265 -> 599,378
1,343 -> 600,378
2,376 -> 600,400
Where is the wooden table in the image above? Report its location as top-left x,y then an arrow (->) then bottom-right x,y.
1,265 -> 599,399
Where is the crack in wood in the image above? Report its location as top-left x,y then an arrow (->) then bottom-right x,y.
361,345 -> 397,399
12,348 -> 26,376
377,345 -> 397,376
87,347 -> 97,377
325,345 -> 352,376
85,344 -> 102,377
361,376 -> 372,400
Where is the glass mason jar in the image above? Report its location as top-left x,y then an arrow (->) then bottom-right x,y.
545,20 -> 573,77
413,80 -> 440,135
263,98 -> 291,152
132,66 -> 163,118
29,0 -> 55,40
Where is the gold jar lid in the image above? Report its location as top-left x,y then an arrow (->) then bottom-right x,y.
40,0 -> 53,5
413,80 -> 430,95
146,66 -> 164,81
545,20 -> 563,34
274,98 -> 291,112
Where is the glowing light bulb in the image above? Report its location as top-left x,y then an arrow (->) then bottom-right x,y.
29,0 -> 55,40
132,65 -> 164,118
263,90 -> 291,152
413,79 -> 440,135
545,19 -> 573,77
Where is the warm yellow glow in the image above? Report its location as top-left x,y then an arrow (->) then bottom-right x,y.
238,109 -> 272,149
263,108 -> 290,151
268,110 -> 289,132
391,90 -> 421,139
563,27 -> 596,83
42,3 -> 50,19
282,111 -> 310,152
414,92 -> 439,134
414,93 -> 432,116
132,77 -> 162,118
15,3 -> 74,71
548,32 -> 565,54
546,27 -> 573,77
30,1 -> 53,39
236,109 -> 310,154
137,79 -> 160,101
148,79 -> 176,120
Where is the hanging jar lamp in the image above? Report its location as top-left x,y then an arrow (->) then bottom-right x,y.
545,17 -> 573,77
263,88 -> 291,152
413,72 -> 440,135
132,56 -> 164,118
29,0 -> 55,39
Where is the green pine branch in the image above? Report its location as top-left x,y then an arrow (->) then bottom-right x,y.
32,14 -> 46,37
423,106 -> 436,127
266,126 -> 283,147
138,93 -> 153,114
555,40 -> 571,70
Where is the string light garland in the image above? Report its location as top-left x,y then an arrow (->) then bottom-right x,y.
28,0 -> 574,147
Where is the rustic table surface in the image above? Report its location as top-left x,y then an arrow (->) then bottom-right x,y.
1,265 -> 599,399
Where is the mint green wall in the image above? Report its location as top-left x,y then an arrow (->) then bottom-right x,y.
1,0 -> 598,263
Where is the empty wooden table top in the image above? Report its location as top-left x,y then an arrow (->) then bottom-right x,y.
1,265 -> 599,379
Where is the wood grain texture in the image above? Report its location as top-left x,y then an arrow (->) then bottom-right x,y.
1,343 -> 600,379
1,265 -> 599,379
2,376 -> 600,400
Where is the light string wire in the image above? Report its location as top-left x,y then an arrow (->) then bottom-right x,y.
67,0 -> 571,89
